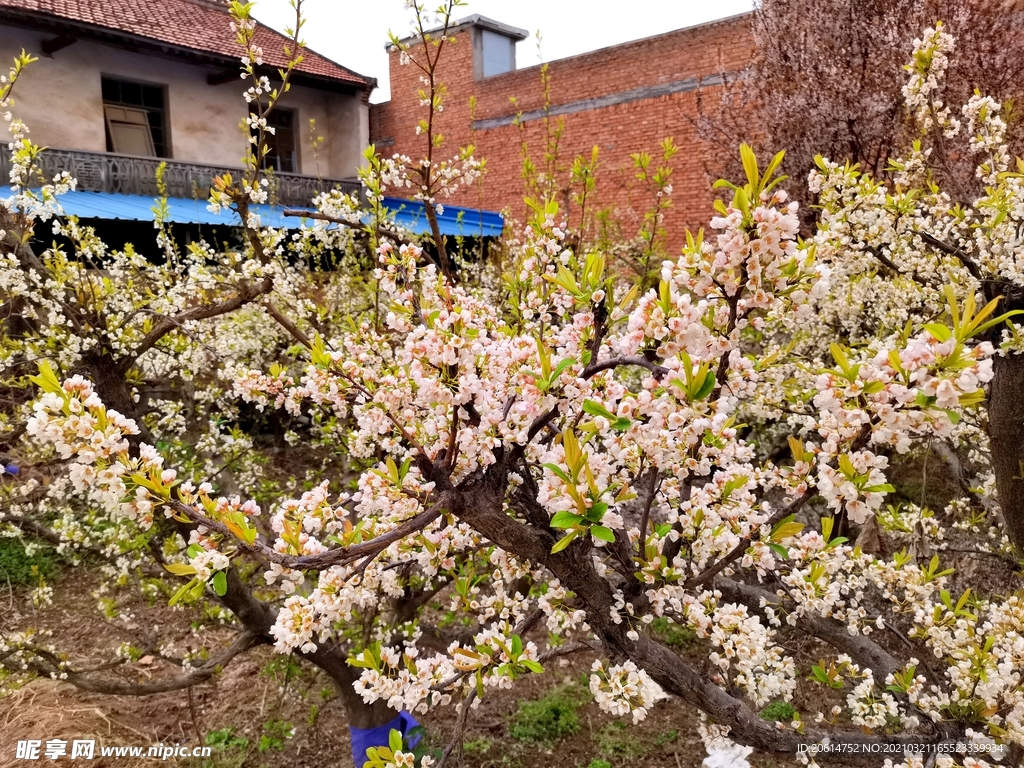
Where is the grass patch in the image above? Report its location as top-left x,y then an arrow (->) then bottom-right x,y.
257,719 -> 294,752
593,721 -> 646,761
649,616 -> 697,649
0,537 -> 57,586
190,728 -> 250,768
587,761 -> 613,768
509,683 -> 590,744
463,736 -> 491,754
654,729 -> 678,746
760,700 -> 798,722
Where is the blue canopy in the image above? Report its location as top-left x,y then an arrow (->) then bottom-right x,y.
0,189 -> 505,238
0,188 -> 297,229
382,196 -> 504,238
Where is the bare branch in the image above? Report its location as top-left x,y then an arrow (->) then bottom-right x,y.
21,631 -> 256,696
583,355 -> 669,380
264,301 -> 312,349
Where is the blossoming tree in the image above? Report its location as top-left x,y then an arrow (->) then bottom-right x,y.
3,4 -> 1024,768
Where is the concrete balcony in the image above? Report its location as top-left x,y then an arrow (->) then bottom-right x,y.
1,148 -> 359,209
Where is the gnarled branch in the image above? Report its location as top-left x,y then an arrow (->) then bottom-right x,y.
20,631 -> 256,696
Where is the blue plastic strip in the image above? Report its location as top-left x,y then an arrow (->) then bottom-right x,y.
0,188 -> 307,229
349,711 -> 421,767
1,189 -> 505,237
382,196 -> 504,237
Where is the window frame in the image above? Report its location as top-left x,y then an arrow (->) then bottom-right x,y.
103,105 -> 156,157
478,29 -> 516,79
251,106 -> 299,175
100,75 -> 171,158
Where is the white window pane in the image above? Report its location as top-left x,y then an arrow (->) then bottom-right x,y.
105,106 -> 147,125
481,29 -> 513,77
105,105 -> 155,156
110,123 -> 155,156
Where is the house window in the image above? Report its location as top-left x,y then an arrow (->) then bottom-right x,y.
252,108 -> 297,173
480,29 -> 515,77
101,77 -> 168,157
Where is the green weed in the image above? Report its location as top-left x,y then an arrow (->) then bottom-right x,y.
509,683 -> 590,744
257,719 -> 294,752
760,700 -> 799,722
0,538 -> 56,586
593,721 -> 645,761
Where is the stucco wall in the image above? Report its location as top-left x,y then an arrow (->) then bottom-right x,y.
0,24 -> 365,179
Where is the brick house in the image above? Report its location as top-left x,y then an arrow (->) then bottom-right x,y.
371,13 -> 755,251
0,0 -> 374,248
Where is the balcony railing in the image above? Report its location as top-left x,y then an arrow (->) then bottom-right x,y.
0,148 -> 359,208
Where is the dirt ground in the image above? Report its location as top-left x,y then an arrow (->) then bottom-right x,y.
0,568 -> 807,768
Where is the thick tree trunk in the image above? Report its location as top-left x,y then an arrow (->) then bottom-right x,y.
984,283 -> 1024,552
986,349 -> 1024,550
83,353 -> 152,441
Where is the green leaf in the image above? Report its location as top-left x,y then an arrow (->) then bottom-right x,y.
213,571 -> 227,596
838,454 -> 856,478
169,578 -> 198,607
582,399 -> 617,420
772,520 -> 805,541
550,511 -> 583,529
590,525 -> 615,543
550,357 -> 575,381
768,542 -> 789,559
862,483 -> 896,494
829,342 -> 850,370
30,360 -> 63,394
542,463 -> 572,484
389,728 -> 403,754
164,563 -> 198,576
740,143 -> 759,188
550,530 -> 579,553
762,149 -> 786,185
924,323 -> 952,342
691,372 -> 716,401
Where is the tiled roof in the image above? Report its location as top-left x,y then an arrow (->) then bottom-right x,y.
0,0 -> 373,89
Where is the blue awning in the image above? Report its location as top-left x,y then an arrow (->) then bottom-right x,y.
0,188 -> 302,229
382,196 -> 504,238
0,189 -> 504,238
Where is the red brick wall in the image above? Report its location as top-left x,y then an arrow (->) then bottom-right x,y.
370,13 -> 754,251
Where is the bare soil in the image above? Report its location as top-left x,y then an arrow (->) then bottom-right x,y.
0,569 -> 803,768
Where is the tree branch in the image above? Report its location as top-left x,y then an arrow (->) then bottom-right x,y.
263,301 -> 312,349
120,277 -> 274,371
583,355 -> 669,380
864,245 -> 930,287
917,231 -> 983,282
166,492 -> 452,571
681,487 -> 815,591
22,631 -> 256,696
282,209 -> 414,247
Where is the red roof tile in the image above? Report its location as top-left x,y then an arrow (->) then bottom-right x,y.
0,0 -> 373,89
